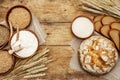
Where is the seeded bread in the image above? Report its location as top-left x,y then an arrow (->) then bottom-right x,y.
0,50 -> 14,75
78,36 -> 118,75
0,24 -> 10,47
6,5 -> 32,30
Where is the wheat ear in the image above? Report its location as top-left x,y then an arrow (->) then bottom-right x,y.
24,73 -> 46,79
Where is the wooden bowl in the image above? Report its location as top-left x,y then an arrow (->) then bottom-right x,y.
9,30 -> 39,58
6,5 -> 32,30
0,24 -> 10,47
0,50 -> 15,75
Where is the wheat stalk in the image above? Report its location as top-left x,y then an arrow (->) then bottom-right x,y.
14,48 -> 49,69
26,48 -> 49,64
23,57 -> 48,69
16,27 -> 19,41
24,73 -> 46,79
26,64 -> 46,72
2,48 -> 51,80
27,67 -> 48,74
80,0 -> 120,19
12,57 -> 48,74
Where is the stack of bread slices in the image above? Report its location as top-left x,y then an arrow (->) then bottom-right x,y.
94,15 -> 120,51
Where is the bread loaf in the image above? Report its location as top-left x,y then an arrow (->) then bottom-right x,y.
78,36 -> 118,75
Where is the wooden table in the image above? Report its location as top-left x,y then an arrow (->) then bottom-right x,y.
0,0 -> 106,80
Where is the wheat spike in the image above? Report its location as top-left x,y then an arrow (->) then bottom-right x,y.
23,57 -> 47,69
24,73 -> 46,79
26,48 -> 49,64
26,64 -> 46,72
27,67 -> 48,74
81,0 -> 120,19
2,47 -> 51,80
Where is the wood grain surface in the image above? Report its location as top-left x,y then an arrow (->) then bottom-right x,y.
0,0 -> 106,80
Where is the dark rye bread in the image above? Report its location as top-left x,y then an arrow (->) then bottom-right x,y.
6,5 -> 32,30
0,24 -> 10,47
0,50 -> 14,75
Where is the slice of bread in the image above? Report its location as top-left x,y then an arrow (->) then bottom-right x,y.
93,15 -> 104,22
0,24 -> 10,47
109,29 -> 120,50
6,5 -> 32,30
100,25 -> 110,38
102,16 -> 116,25
0,50 -> 14,75
110,22 -> 120,30
94,21 -> 103,32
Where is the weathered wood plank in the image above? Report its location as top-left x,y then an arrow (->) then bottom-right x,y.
41,23 -> 73,45
0,0 -> 94,22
